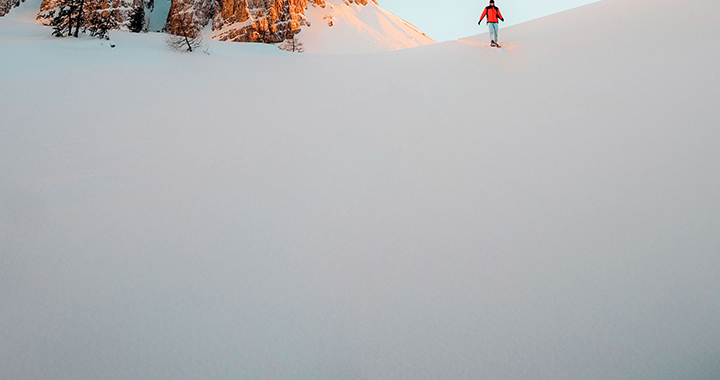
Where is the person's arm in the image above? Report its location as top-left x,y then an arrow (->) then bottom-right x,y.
479,8 -> 488,24
497,9 -> 504,22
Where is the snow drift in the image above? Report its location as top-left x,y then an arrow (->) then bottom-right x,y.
1,0 -> 719,379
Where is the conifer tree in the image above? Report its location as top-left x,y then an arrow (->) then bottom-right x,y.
46,0 -> 117,40
128,2 -> 145,33
49,0 -> 77,37
86,10 -> 117,39
71,0 -> 86,37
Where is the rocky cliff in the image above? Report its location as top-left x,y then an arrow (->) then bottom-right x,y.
164,0 -> 214,35
210,0 -> 314,43
208,0 -> 382,43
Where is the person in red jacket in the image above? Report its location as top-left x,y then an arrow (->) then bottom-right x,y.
479,0 -> 504,47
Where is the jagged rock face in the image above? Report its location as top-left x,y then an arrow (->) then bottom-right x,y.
211,0 -> 310,43
36,0 -> 134,27
207,0 -> 374,43
166,0 -> 375,43
165,0 -> 215,36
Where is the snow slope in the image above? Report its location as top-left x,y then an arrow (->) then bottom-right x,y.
1,0 -> 719,379
300,0 -> 435,53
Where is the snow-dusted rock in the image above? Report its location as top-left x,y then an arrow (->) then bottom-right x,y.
206,0 -> 434,52
165,0 -> 214,35
210,0 -> 309,43
0,0 -> 25,17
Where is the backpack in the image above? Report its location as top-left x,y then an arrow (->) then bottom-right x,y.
486,6 -> 497,18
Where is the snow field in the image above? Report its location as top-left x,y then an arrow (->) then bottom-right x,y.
1,0 -> 720,379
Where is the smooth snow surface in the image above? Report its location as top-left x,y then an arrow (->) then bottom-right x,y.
1,0 -> 720,379
301,0 -> 434,54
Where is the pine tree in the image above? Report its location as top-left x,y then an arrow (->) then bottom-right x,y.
46,0 -> 118,40
86,11 -> 117,39
128,2 -> 145,33
71,0 -> 86,37
49,0 -> 77,37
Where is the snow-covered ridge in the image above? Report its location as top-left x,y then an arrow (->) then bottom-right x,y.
300,0 -> 434,53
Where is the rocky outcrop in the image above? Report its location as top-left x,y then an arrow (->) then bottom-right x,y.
210,0 -> 308,43
209,0 -> 376,43
0,0 -> 24,17
215,0 -> 383,42
165,0 -> 215,36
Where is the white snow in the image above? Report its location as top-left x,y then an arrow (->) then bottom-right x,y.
1,0 -> 719,379
300,0 -> 435,54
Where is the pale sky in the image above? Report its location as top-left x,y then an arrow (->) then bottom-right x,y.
379,0 -> 602,42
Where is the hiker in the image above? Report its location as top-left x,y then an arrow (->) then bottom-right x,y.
478,0 -> 504,47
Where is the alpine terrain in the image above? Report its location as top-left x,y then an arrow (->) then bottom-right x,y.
24,0 -> 434,52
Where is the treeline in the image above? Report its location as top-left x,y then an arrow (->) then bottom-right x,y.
41,0 -> 151,39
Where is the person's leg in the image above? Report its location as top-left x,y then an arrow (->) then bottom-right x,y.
488,23 -> 498,42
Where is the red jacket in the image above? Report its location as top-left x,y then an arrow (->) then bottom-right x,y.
480,6 -> 504,23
